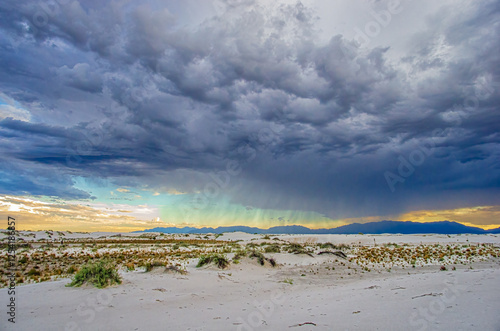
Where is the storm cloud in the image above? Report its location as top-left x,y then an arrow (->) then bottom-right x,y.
0,0 -> 499,221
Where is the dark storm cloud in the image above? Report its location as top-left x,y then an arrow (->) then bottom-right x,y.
0,0 -> 499,218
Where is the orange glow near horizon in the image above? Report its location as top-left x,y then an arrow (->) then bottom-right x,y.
1,195 -> 499,232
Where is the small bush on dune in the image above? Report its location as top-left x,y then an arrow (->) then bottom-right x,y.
249,250 -> 266,265
165,265 -> 187,275
319,242 -> 337,250
264,244 -> 281,253
287,243 -> 313,257
232,250 -> 247,262
27,268 -> 41,277
144,261 -> 165,272
196,254 -> 230,269
66,260 -> 121,288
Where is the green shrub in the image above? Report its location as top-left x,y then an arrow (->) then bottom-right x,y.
27,268 -> 41,276
144,261 -> 165,272
264,244 -> 281,253
66,260 -> 121,288
249,251 -> 265,265
196,254 -> 229,269
232,250 -> 247,262
319,242 -> 337,250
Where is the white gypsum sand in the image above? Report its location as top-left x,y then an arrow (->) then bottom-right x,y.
1,232 -> 499,330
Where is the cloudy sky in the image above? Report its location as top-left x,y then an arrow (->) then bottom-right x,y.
0,0 -> 499,231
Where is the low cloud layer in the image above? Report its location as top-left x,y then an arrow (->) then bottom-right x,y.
0,0 -> 499,223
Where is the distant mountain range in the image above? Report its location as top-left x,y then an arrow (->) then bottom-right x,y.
134,220 -> 500,235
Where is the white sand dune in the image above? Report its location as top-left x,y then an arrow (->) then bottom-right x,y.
1,233 -> 499,330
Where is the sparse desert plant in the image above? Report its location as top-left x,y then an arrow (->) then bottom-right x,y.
282,278 -> 293,285
287,243 -> 313,257
144,260 -> 166,272
196,254 -> 229,269
27,268 -> 41,277
264,244 -> 281,253
233,250 -> 247,261
165,264 -> 187,275
248,250 -> 266,265
66,260 -> 121,288
319,242 -> 337,250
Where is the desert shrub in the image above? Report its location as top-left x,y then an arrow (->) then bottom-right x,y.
287,243 -> 304,252
248,251 -> 265,265
211,255 -> 230,269
66,260 -> 121,288
264,244 -> 281,253
319,242 -> 337,250
144,260 -> 166,272
27,268 -> 41,277
246,242 -> 257,249
165,265 -> 187,275
220,246 -> 233,253
66,265 -> 78,274
233,250 -> 247,261
196,254 -> 229,269
287,243 -> 313,256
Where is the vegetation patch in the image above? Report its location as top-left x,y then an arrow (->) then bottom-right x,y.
66,260 -> 121,288
249,250 -> 266,265
287,243 -> 314,257
264,244 -> 281,253
196,254 -> 230,269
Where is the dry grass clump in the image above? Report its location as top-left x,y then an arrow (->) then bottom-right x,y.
264,244 -> 281,253
248,250 -> 277,267
66,260 -> 121,288
144,260 -> 166,272
249,250 -> 266,265
164,264 -> 187,275
287,243 -> 314,257
352,243 -> 500,270
196,254 -> 230,269
232,249 -> 247,263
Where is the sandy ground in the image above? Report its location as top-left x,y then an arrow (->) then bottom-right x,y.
1,233 -> 500,331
